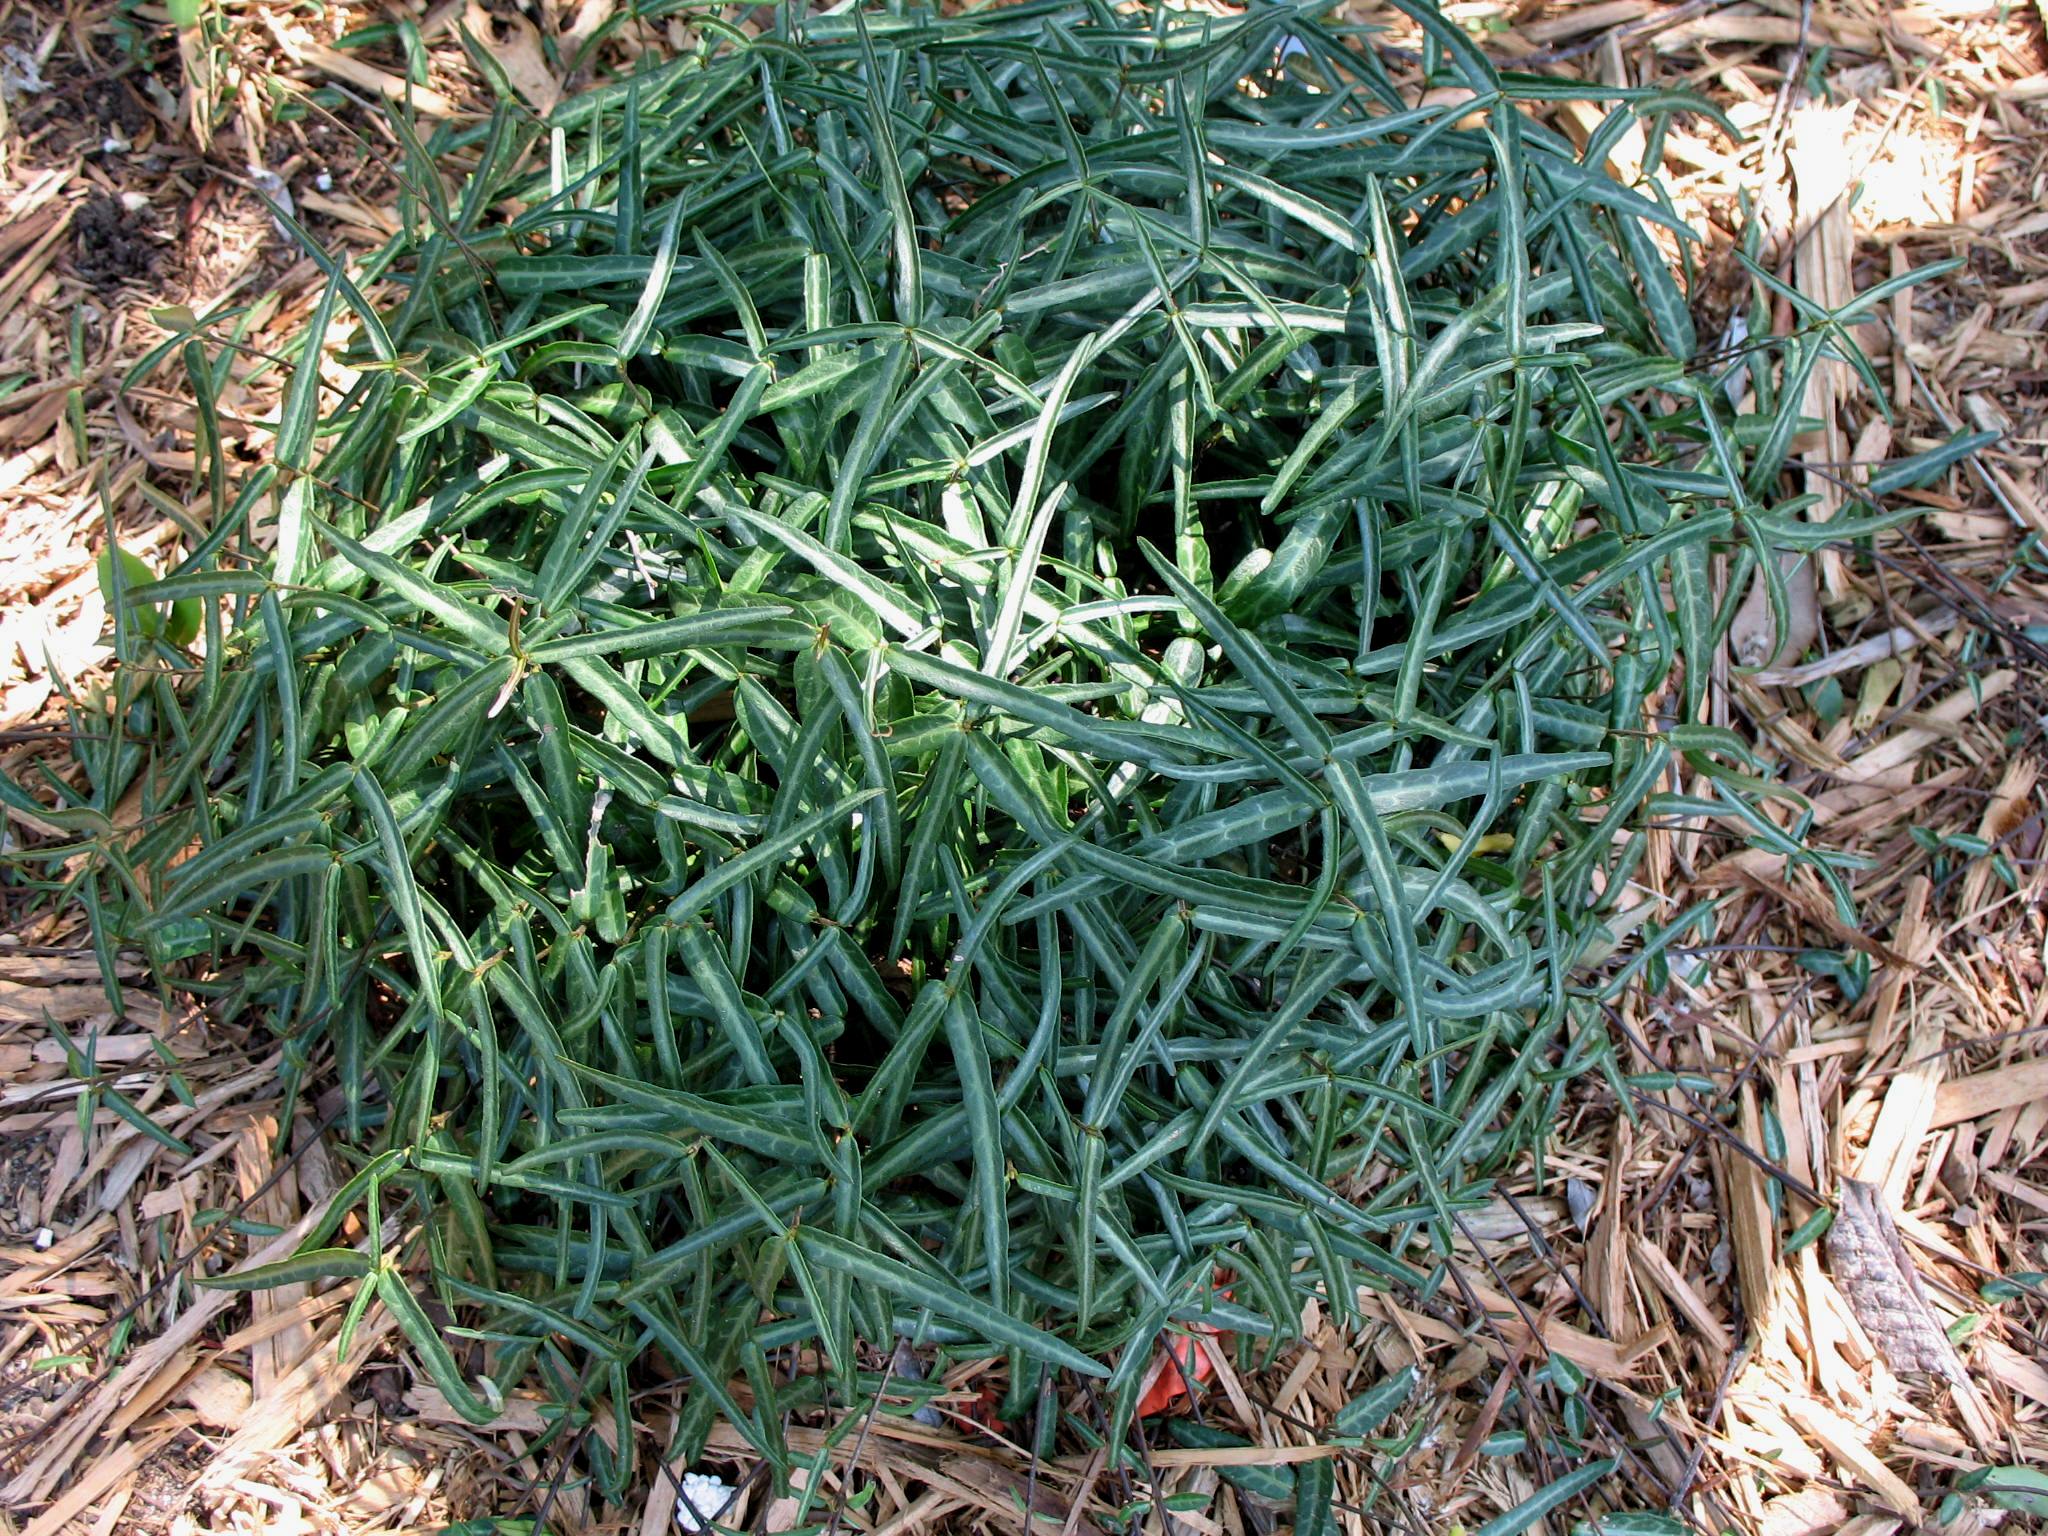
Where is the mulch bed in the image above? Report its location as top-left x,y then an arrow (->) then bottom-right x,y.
1,0 -> 2045,1531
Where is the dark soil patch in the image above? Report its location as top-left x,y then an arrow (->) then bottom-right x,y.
0,1129 -> 55,1237
73,192 -> 160,288
79,74 -> 150,140
125,1433 -> 209,1536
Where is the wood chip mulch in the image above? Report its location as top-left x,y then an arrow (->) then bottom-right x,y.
0,1 -> 2044,1531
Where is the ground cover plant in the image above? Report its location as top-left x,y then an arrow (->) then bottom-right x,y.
17,0 -> 1940,1523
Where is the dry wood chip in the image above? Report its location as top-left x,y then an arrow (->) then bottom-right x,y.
637,1445 -> 697,1536
703,1420 -> 1101,1535
1695,853 -> 1911,964
1758,1487 -> 1854,1536
1131,1443 -> 1339,1469
1957,755 -> 2040,919
198,1302 -> 399,1490
1357,1282 -> 1648,1389
234,1116 -> 312,1401
0,1201 -> 328,1503
1195,1329 -> 1261,1431
1893,1421 -> 1973,1462
463,0 -> 561,113
1751,611 -> 1960,687
1652,13 -> 1880,51
1976,1337 -> 2048,1409
17,1427 -> 176,1536
213,1284 -> 349,1357
1784,1396 -> 1921,1520
180,1363 -> 254,1429
1930,1057 -> 2048,1128
1585,1123 -> 1631,1337
406,1383 -> 549,1433
1727,1085 -> 1785,1359
1855,1022 -> 1945,1203
0,1216 -> 111,1293
299,45 -> 460,116
1726,1392 -> 1833,1480
0,210 -> 76,319
0,982 -> 158,1025
1520,0 -> 1648,43
0,953 -> 144,983
104,1345 -> 203,1446
1632,1234 -> 1733,1358
1836,670 -> 2016,782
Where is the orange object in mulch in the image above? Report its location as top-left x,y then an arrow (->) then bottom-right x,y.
1135,1273 -> 1235,1417
963,1381 -> 1009,1436
1134,1323 -> 1226,1417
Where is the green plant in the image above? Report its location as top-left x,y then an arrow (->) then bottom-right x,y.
98,544 -> 201,646
19,0 -> 1939,1519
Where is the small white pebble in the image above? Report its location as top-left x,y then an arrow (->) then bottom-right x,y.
675,1472 -> 733,1532
315,171 -> 334,192
120,191 -> 150,213
33,1227 -> 54,1251
102,134 -> 130,155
